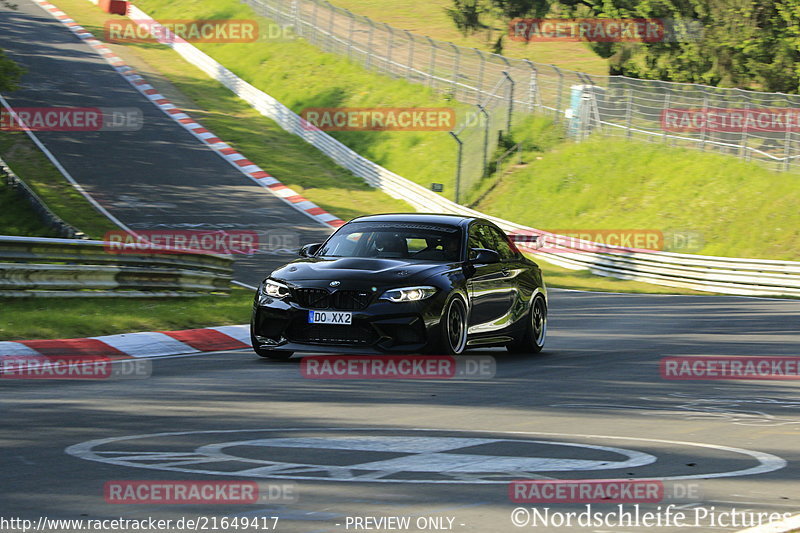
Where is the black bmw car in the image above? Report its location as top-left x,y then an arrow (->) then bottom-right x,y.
250,213 -> 547,359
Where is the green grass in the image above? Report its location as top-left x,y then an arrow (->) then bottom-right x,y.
0,287 -> 254,341
477,137 -> 800,260
0,178 -> 58,238
0,131 -> 119,239
326,0 -> 609,74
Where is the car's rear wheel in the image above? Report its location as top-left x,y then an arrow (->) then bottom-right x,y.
250,333 -> 294,360
507,294 -> 546,354
440,296 -> 468,355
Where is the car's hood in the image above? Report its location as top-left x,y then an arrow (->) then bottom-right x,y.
271,257 -> 456,286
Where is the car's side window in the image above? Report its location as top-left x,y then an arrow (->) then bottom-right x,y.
486,226 -> 518,261
467,225 -> 495,259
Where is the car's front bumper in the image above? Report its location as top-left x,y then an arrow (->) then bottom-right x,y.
251,294 -> 448,354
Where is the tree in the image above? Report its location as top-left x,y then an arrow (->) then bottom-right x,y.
560,0 -> 800,93
446,0 -> 552,52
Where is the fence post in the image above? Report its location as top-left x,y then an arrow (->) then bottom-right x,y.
291,0 -> 300,38
552,64 -> 563,123
450,131 -> 463,204
345,10 -> 355,59
450,43 -> 460,99
524,59 -> 537,112
503,71 -> 514,134
426,36 -> 437,89
311,0 -> 320,45
478,105 -> 490,177
662,88 -> 671,143
625,87 -> 633,138
385,23 -> 394,76
700,92 -> 708,150
784,128 -> 792,171
326,2 -> 336,52
740,98 -> 750,160
404,30 -> 415,81
366,19 -> 375,68
474,49 -> 485,103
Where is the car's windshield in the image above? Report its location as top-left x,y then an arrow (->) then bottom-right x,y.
317,222 -> 462,261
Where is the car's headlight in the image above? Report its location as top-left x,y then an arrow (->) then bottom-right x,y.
379,286 -> 437,303
258,279 -> 290,304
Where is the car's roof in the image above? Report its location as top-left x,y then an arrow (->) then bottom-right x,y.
348,213 -> 481,227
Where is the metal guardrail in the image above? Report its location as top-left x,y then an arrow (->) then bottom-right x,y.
0,155 -> 85,239
0,236 -> 234,297
121,7 -> 800,297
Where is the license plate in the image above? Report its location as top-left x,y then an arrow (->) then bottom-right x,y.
308,310 -> 352,325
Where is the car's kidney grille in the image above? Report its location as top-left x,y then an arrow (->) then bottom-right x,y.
293,288 -> 372,310
332,290 -> 372,310
287,323 -> 377,345
293,288 -> 329,309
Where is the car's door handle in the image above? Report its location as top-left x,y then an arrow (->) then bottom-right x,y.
501,268 -> 510,277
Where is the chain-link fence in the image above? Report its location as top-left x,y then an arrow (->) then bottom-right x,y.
243,0 -> 800,200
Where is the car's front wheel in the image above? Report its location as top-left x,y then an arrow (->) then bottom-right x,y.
507,294 -> 546,354
439,296 -> 468,355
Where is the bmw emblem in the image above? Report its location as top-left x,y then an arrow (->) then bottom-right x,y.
329,281 -> 341,287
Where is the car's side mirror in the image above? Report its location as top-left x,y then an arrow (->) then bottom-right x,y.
469,248 -> 500,264
299,243 -> 322,257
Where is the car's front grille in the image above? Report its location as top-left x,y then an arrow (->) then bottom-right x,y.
332,290 -> 372,310
286,322 -> 377,345
293,288 -> 329,309
292,288 -> 372,311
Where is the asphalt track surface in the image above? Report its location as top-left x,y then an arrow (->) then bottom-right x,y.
1,2 -> 800,532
